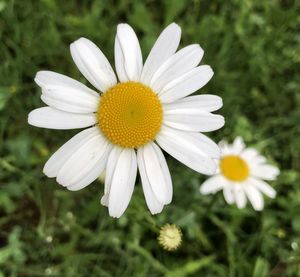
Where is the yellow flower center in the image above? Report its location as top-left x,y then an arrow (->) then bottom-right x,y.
97,82 -> 163,148
158,224 -> 182,251
220,155 -> 249,182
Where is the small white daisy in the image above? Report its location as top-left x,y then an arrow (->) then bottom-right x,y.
28,23 -> 224,218
200,137 -> 279,211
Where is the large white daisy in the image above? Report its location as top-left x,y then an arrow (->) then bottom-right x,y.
28,23 -> 224,218
200,137 -> 279,211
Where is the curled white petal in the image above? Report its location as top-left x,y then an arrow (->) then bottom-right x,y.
36,71 -> 99,113
137,147 -> 164,214
114,24 -> 143,82
70,38 -> 117,92
108,149 -> 137,218
43,127 -> 99,178
56,132 -> 111,190
101,146 -> 122,207
138,142 -> 172,205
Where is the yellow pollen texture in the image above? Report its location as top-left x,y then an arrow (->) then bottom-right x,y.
97,82 -> 163,148
220,155 -> 249,182
158,224 -> 182,251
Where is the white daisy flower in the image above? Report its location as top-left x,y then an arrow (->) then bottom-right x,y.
200,137 -> 279,211
28,23 -> 224,218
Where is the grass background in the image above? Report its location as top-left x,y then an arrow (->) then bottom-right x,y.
0,0 -> 299,276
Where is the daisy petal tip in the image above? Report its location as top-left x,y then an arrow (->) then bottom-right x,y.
117,23 -> 132,32
150,208 -> 163,215
168,22 -> 181,32
100,196 -> 108,207
67,186 -> 79,191
165,197 -> 172,205
169,22 -> 179,27
267,186 -> 277,198
198,44 -> 204,53
71,37 -> 87,46
219,116 -> 225,128
254,205 -> 264,212
70,39 -> 82,53
206,65 -> 214,76
199,187 -> 207,195
108,209 -> 122,219
34,71 -> 45,85
217,96 -> 223,109
42,166 -> 55,178
192,44 -> 204,57
27,111 -> 36,126
34,77 -> 41,87
163,194 -> 172,205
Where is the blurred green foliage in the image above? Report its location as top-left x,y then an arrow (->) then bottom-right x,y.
0,0 -> 299,276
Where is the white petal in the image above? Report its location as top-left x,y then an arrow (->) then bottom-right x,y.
223,184 -> 235,204
163,111 -> 224,132
138,142 -> 172,204
35,70 -> 98,97
233,185 -> 247,209
253,155 -> 267,165
108,149 -> 137,218
163,95 -> 223,113
100,194 -> 109,207
70,38 -> 117,92
242,149 -> 270,171
219,140 -> 233,156
67,143 -> 112,191
114,35 -> 127,82
56,132 -> 111,190
244,183 -> 264,211
140,23 -> 181,85
114,24 -> 143,82
232,137 -> 245,154
249,177 -> 276,198
156,125 -> 219,175
199,175 -> 226,194
158,66 -> 214,103
137,147 -> 164,214
35,71 -> 99,113
101,146 -> 123,207
28,107 -> 97,129
251,164 -> 279,181
150,45 -> 204,93
240,148 -> 260,163
43,127 -> 99,178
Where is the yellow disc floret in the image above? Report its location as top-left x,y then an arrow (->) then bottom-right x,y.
220,155 -> 249,182
158,224 -> 182,251
97,82 -> 163,148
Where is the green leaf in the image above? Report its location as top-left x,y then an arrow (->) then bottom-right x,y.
166,256 -> 215,277
253,257 -> 269,277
